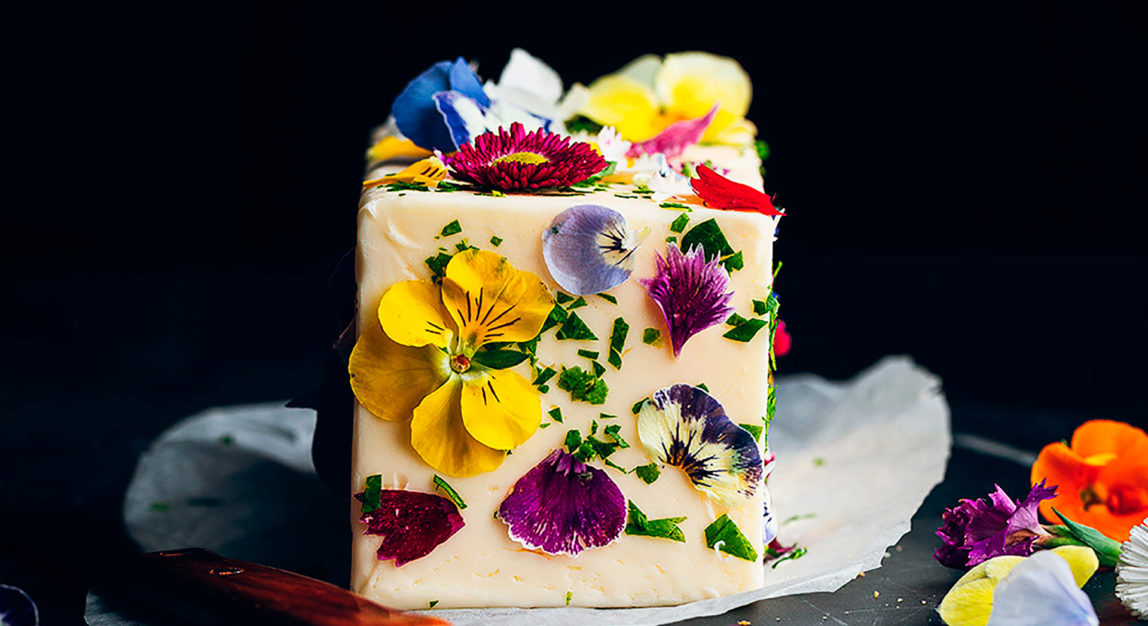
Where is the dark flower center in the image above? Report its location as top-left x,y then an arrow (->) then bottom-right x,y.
450,354 -> 471,373
493,151 -> 549,165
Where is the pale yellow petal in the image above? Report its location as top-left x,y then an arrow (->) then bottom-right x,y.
1050,546 -> 1099,587
580,75 -> 663,142
938,578 -> 996,626
362,156 -> 448,188
440,250 -> 553,347
703,113 -> 758,146
460,369 -> 541,451
657,52 -> 752,119
366,136 -> 432,163
410,379 -> 506,477
378,280 -> 454,348
982,555 -> 1025,582
349,315 -> 449,422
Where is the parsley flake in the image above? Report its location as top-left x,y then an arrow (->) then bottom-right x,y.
439,220 -> 462,237
577,349 -> 599,360
548,407 -> 564,423
555,291 -> 574,305
625,501 -> 686,542
555,312 -> 598,341
739,422 -> 764,442
669,213 -> 690,233
360,474 -> 383,513
608,317 -> 629,370
597,293 -> 618,304
642,328 -> 662,346
566,296 -> 588,310
489,235 -> 503,247
557,366 -> 608,404
704,514 -> 758,561
723,318 -> 768,342
634,463 -> 661,484
432,475 -> 468,510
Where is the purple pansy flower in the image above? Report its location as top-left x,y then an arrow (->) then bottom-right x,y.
498,449 -> 626,556
542,204 -> 649,295
356,489 -> 464,566
935,480 -> 1058,568
392,57 -> 490,152
640,244 -> 735,357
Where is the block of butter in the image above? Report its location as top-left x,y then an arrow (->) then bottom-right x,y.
348,137 -> 781,609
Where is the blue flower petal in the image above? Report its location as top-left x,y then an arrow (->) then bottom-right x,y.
392,60 -> 456,152
433,90 -> 489,150
448,57 -> 490,107
637,384 -> 764,505
986,551 -> 1099,626
542,204 -> 645,295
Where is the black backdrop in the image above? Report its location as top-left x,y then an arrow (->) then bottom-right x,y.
2,1 -> 1145,621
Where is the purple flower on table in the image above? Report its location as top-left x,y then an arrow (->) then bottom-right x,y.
355,489 -> 464,566
935,480 -> 1058,568
498,449 -> 626,556
542,204 -> 649,295
639,244 -> 735,357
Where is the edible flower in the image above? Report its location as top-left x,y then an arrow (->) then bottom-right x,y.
579,52 -> 756,145
636,383 -> 763,505
392,57 -> 490,152
445,123 -> 608,192
639,244 -> 735,357
1031,419 -> 1148,542
498,449 -> 627,555
0,584 -> 38,626
937,547 -> 1098,626
691,165 -> 784,216
627,104 -> 718,160
773,319 -> 792,357
361,156 -> 448,189
355,482 -> 464,566
935,481 -> 1057,568
349,250 -> 553,476
483,48 -> 586,135
541,204 -> 649,295
1116,517 -> 1148,619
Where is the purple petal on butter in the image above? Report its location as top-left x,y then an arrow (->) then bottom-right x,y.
542,204 -> 645,295
498,449 -> 626,555
637,384 -> 763,505
639,244 -> 734,356
355,489 -> 464,566
627,104 -> 718,160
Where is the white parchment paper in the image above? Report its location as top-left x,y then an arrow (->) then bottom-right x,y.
119,356 -> 950,625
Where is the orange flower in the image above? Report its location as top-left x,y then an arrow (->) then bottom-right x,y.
1031,419 -> 1148,542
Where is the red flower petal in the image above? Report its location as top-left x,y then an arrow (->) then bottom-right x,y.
357,489 -> 464,566
691,165 -> 783,216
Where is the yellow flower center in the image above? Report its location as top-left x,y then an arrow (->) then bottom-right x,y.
449,353 -> 472,373
493,152 -> 549,165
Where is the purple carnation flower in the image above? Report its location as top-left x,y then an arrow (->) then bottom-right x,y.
934,480 -> 1058,568
639,244 -> 735,357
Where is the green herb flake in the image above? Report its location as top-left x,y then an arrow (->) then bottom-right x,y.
625,501 -> 686,542
540,303 -> 568,333
548,407 -> 564,423
577,349 -> 599,360
723,318 -> 768,342
361,474 -> 383,513
659,201 -> 690,210
533,366 -> 557,387
538,384 -> 550,393
696,382 -> 709,392
429,600 -> 439,608
634,463 -> 661,484
680,218 -> 734,262
592,361 -> 606,378
424,252 -> 453,281
557,366 -> 609,404
555,312 -> 598,341
631,398 -> 648,414
218,434 -> 235,446
722,250 -> 744,272
739,422 -> 764,442
597,293 -> 618,304
150,501 -> 170,512
432,475 -> 468,510
813,457 -> 825,467
565,591 -> 573,606
539,422 -> 551,429
608,317 -> 629,370
752,299 -> 768,316
555,291 -> 574,305
726,312 -> 748,327
564,429 -> 582,452
599,412 -> 617,419
489,235 -> 503,247
669,213 -> 690,233
665,236 -> 677,244
770,546 -> 808,569
704,514 -> 758,562
642,328 -> 662,346
472,349 -> 530,369
439,220 -> 462,237
603,424 -> 629,448
566,296 -> 588,310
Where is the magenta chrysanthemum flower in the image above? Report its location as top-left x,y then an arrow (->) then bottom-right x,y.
934,480 -> 1058,568
445,122 -> 608,192
639,244 -> 735,357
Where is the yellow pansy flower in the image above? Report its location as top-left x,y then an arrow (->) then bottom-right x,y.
349,250 -> 554,476
579,52 -> 757,145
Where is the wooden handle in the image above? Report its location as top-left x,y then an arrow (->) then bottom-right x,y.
136,549 -> 449,625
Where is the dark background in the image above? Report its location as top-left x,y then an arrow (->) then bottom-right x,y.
3,0 -> 1145,622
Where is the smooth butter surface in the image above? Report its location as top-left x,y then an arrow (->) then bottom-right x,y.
353,148 -> 776,609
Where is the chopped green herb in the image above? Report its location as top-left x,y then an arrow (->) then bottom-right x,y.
613,193 -> 639,199
218,434 -> 235,446
625,501 -> 686,542
631,398 -> 648,414
564,429 -> 582,451
753,299 -> 769,315
722,250 -> 744,272
455,239 -> 477,252
597,293 -> 618,304
565,116 -> 603,134
577,349 -> 599,360
538,384 -> 550,393
592,361 -> 606,378
634,463 -> 661,484
680,218 -> 733,261
533,366 -> 557,387
435,180 -> 466,192
540,304 -> 568,333
386,181 -> 432,192
723,318 -> 768,342
566,296 -> 588,310
472,349 -> 530,369
669,213 -> 690,233
642,328 -> 662,346
589,420 -> 599,436
770,546 -> 808,569
608,317 -> 629,370
539,422 -> 551,429
361,474 -> 382,513
439,220 -> 462,237
555,312 -> 598,341
565,591 -> 573,606
548,407 -> 564,423
555,291 -> 574,305
603,458 -> 629,473
429,600 -> 439,608
659,201 -> 690,210
489,235 -> 503,247
665,236 -> 678,244
696,382 -> 709,392
813,457 -> 825,467
599,413 -> 617,419
739,423 -> 764,441
557,366 -> 609,404
704,514 -> 758,562
603,424 -> 629,448
726,312 -> 748,327
424,252 -> 453,281
432,475 -> 468,510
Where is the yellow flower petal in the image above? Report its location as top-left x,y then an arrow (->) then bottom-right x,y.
366,135 -> 432,163
1050,545 -> 1099,587
580,75 -> 663,142
460,368 -> 541,451
362,156 -> 448,189
440,250 -> 553,347
657,52 -> 752,120
410,378 -> 507,476
378,280 -> 455,349
702,112 -> 758,146
938,578 -> 996,626
349,315 -> 449,422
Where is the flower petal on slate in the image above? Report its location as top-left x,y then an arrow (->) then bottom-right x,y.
627,104 -> 717,160
637,384 -> 763,505
985,551 -> 1099,626
542,204 -> 648,295
356,489 -> 464,567
639,244 -> 735,357
498,449 -> 626,555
